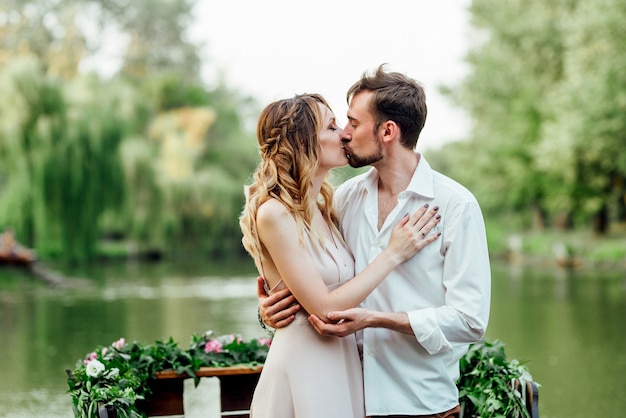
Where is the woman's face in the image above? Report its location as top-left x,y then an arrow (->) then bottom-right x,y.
317,103 -> 348,169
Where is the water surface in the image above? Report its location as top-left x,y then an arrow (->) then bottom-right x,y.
0,259 -> 624,417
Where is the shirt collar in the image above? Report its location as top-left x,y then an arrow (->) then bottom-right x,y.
360,152 -> 435,199
408,153 -> 435,199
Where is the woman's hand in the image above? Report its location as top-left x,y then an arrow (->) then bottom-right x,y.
386,204 -> 441,264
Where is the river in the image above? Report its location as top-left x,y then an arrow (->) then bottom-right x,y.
0,258 -> 624,417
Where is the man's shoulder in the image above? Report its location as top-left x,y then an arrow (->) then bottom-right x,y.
431,169 -> 479,203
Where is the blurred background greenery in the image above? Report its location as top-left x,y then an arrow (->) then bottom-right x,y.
431,0 -> 626,251
0,0 -> 624,266
0,2 -> 624,417
0,0 -> 261,263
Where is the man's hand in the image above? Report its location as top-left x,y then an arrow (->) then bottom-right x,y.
308,308 -> 371,337
257,276 -> 301,329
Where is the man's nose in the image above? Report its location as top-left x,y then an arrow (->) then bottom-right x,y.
341,131 -> 351,142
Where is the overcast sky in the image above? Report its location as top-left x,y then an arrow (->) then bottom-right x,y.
189,0 -> 473,150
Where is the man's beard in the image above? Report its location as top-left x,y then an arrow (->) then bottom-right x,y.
345,135 -> 384,168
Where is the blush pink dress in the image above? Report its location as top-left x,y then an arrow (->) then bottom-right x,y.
250,230 -> 365,418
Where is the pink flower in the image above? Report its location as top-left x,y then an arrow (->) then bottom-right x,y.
113,338 -> 126,350
258,338 -> 272,348
84,351 -> 98,365
204,339 -> 223,354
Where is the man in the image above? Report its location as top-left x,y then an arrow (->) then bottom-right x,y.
258,65 -> 491,418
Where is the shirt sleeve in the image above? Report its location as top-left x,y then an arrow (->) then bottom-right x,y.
408,198 -> 491,355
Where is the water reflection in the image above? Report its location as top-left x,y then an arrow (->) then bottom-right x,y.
0,260 -> 625,418
487,263 -> 626,418
0,261 -> 265,418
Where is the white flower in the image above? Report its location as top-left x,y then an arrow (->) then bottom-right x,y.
86,359 -> 105,377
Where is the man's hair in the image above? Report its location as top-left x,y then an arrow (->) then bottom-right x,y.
347,64 -> 427,149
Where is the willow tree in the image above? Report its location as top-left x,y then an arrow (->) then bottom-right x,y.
1,0 -> 265,260
130,75 -> 259,258
0,57 -> 134,261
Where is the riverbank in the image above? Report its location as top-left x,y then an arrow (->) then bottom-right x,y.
2,225 -> 624,275
487,226 -> 626,272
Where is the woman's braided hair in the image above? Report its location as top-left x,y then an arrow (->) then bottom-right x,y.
240,93 -> 339,263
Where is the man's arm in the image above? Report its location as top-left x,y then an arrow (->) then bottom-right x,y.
257,276 -> 301,329
308,308 -> 413,337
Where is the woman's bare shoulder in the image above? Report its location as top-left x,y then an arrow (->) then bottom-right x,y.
256,199 -> 292,229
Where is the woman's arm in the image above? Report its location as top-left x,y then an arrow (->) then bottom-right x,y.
257,200 -> 440,319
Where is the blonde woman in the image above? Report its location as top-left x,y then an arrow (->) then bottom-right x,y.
239,93 -> 440,418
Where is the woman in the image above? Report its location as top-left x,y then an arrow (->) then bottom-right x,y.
239,94 -> 440,418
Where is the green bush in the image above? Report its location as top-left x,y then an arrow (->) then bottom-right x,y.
458,339 -> 536,418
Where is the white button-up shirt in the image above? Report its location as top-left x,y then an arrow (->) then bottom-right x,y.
333,154 -> 491,416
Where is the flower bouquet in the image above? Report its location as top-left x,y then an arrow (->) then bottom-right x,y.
66,331 -> 271,418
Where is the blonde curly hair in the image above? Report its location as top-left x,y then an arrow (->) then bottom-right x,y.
239,93 -> 340,264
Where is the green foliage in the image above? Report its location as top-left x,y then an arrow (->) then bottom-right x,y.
536,0 -> 626,230
0,0 -> 261,262
67,334 -> 534,418
114,138 -> 167,252
587,239 -> 626,263
442,0 -> 626,233
105,71 -> 260,259
0,56 -> 258,262
188,332 -> 272,373
144,72 -> 212,111
0,58 -> 132,262
66,332 -> 271,418
458,339 -> 535,418
0,0 -> 202,82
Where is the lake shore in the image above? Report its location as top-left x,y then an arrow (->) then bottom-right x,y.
488,227 -> 626,272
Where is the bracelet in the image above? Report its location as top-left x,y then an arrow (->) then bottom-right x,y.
257,306 -> 275,337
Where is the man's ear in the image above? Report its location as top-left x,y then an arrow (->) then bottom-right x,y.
381,120 -> 400,143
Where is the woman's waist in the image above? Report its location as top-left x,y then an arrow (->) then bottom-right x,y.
293,310 -> 312,322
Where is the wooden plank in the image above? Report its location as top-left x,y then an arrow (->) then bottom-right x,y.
136,365 -> 263,417
217,372 -> 259,415
138,378 -> 185,416
155,365 -> 263,379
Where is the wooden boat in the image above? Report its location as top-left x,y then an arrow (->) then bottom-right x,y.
98,365 -> 263,418
97,365 -> 539,418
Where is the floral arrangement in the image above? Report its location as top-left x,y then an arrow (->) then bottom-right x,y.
457,339 -> 537,418
67,333 -> 535,418
66,331 -> 271,418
